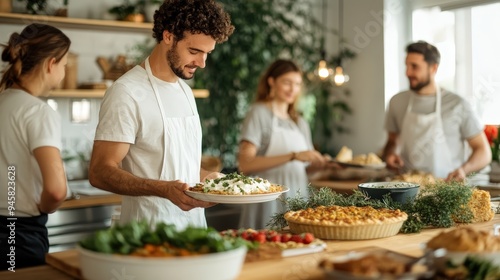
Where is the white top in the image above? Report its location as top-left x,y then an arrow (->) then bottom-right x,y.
95,64 -> 205,229
385,89 -> 483,165
0,89 -> 62,217
239,103 -> 311,229
95,66 -> 195,178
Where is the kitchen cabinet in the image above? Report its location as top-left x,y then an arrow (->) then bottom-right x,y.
0,12 -> 209,98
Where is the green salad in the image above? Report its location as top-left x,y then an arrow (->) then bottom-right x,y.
79,220 -> 249,255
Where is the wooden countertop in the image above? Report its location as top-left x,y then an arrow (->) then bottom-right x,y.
59,194 -> 121,210
310,179 -> 363,194
2,215 -> 498,280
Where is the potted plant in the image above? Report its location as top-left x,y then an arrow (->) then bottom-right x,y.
17,0 -> 47,15
54,0 -> 68,17
193,0 -> 354,168
140,0 -> 162,22
108,0 -> 144,22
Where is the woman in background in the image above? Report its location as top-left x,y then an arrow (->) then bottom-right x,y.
238,59 -> 333,229
0,23 -> 70,270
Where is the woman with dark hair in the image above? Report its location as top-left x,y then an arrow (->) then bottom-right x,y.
238,59 -> 333,229
0,23 -> 71,270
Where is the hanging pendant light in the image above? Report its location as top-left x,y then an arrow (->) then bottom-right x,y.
316,51 -> 333,80
333,0 -> 349,86
314,0 -> 333,80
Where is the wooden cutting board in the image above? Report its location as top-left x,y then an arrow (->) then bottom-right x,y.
45,250 -> 82,279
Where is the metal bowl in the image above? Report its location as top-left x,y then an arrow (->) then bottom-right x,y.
358,182 -> 420,204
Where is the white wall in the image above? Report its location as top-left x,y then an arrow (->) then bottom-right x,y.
325,0 -> 384,155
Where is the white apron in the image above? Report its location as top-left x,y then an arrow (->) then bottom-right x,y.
119,57 -> 206,230
240,107 -> 309,229
400,88 -> 454,178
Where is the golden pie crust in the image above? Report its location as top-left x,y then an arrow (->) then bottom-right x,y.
284,206 -> 408,240
427,227 -> 500,252
284,205 -> 408,226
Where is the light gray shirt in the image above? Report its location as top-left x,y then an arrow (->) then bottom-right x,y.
240,103 -> 314,155
385,89 -> 483,161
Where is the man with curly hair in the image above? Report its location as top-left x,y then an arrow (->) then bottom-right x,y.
89,0 -> 234,229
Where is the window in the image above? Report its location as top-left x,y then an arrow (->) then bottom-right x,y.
412,2 -> 500,124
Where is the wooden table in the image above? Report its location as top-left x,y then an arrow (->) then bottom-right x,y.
2,215 -> 498,280
59,194 -> 121,210
310,179 -> 363,194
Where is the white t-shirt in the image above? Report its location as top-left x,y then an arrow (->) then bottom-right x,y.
0,89 -> 62,217
95,65 -> 196,180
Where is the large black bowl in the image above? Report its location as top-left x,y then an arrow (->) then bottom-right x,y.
358,182 -> 420,204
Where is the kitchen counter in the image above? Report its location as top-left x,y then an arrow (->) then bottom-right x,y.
310,179 -> 363,194
2,215 -> 498,280
60,194 -> 122,210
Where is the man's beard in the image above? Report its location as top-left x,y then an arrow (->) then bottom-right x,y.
409,73 -> 431,91
166,43 -> 194,80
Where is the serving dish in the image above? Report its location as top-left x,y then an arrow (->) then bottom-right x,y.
425,226 -> 500,278
78,245 -> 247,280
185,187 -> 289,204
330,158 -> 386,170
285,205 -> 407,240
320,247 -> 435,280
358,182 -> 420,204
287,219 -> 405,240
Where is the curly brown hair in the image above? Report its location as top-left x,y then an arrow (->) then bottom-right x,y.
152,0 -> 234,44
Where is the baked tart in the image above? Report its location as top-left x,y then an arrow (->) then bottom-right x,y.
284,205 -> 407,240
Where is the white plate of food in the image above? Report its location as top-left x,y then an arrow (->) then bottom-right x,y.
185,187 -> 289,204
186,172 -> 289,204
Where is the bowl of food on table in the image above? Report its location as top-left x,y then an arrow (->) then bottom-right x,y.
319,246 -> 435,280
358,182 -> 420,204
78,221 -> 247,280
425,226 -> 500,279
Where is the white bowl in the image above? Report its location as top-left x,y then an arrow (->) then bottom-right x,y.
432,249 -> 500,268
78,245 -> 247,280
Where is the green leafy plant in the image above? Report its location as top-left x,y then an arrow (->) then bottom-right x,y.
17,0 -> 47,14
108,0 -> 142,21
193,0 -> 355,168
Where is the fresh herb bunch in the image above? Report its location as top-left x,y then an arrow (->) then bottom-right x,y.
269,181 -> 478,234
79,220 -> 248,255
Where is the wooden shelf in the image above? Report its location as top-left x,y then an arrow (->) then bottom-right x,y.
0,12 -> 152,33
0,12 -> 210,99
49,89 -> 209,98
